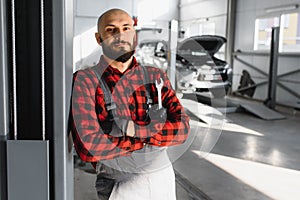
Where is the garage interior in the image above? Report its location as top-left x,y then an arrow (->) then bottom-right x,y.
72,0 -> 300,200
0,0 -> 300,200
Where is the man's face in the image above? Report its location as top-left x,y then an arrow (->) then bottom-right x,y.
95,11 -> 136,63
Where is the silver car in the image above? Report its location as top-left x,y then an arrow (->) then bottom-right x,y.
135,35 -> 232,98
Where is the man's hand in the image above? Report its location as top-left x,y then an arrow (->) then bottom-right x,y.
110,118 -> 135,137
148,104 -> 167,123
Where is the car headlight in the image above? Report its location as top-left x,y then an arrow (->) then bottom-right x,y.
179,80 -> 192,88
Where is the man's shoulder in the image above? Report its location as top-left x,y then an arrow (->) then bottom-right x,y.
72,66 -> 99,85
73,66 -> 96,78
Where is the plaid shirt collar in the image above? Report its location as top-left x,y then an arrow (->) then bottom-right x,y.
98,55 -> 138,76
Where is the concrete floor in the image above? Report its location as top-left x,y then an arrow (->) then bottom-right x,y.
74,95 -> 300,200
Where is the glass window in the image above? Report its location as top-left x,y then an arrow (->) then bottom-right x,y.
254,17 -> 280,51
280,12 -> 300,52
186,23 -> 199,37
199,22 -> 216,35
185,22 -> 216,38
254,12 -> 300,52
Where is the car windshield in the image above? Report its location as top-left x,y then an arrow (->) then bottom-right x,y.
177,49 -> 213,67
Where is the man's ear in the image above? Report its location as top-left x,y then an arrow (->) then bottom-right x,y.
95,32 -> 102,45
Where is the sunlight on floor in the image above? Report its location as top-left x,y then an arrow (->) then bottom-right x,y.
190,120 -> 264,136
193,151 -> 300,200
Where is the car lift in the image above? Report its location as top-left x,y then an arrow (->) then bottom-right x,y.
187,27 -> 286,121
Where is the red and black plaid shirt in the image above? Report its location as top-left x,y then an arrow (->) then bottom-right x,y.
71,56 -> 190,162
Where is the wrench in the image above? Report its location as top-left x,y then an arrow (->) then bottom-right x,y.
155,78 -> 164,109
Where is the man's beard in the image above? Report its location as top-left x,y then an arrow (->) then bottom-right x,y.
102,40 -> 135,63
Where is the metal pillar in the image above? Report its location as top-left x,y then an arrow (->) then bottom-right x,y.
2,0 -> 74,199
5,0 -> 50,199
12,0 -> 44,140
225,0 -> 237,68
264,27 -> 280,109
168,20 -> 178,89
178,0 -> 182,38
0,141 -> 7,200
0,0 -> 9,199
52,0 -> 74,199
0,0 -> 9,139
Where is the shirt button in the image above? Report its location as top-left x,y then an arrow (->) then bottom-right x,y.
158,141 -> 161,145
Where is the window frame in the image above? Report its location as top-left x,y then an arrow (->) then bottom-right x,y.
254,11 -> 300,53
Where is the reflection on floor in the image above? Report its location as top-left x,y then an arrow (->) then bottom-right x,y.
173,97 -> 300,200
201,152 -> 300,200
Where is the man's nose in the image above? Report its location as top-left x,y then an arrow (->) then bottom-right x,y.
113,29 -> 129,40
113,28 -> 124,38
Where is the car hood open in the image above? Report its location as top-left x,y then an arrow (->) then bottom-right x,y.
178,35 -> 227,56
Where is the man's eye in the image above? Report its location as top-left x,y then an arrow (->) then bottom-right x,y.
124,27 -> 130,31
106,28 -> 114,32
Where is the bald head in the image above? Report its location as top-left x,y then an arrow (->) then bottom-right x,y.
97,9 -> 133,33
95,8 -> 136,63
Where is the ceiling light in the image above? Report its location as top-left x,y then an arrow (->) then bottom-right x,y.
265,4 -> 299,13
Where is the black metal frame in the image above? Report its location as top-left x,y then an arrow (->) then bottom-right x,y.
233,55 -> 300,100
1,0 -> 73,199
232,26 -> 300,106
0,0 -> 9,199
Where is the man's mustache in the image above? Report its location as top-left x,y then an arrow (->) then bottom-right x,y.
112,40 -> 131,46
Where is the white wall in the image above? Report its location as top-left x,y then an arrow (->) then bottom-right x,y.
137,0 -> 179,42
180,0 -> 228,37
73,0 -> 179,70
234,0 -> 300,107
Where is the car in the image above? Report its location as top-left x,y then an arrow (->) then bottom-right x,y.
135,35 -> 233,98
176,35 -> 232,97
135,39 -> 169,71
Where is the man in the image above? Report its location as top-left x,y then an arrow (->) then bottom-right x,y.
71,8 -> 190,199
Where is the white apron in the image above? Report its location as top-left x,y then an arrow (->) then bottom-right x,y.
109,163 -> 176,200
100,146 -> 176,200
